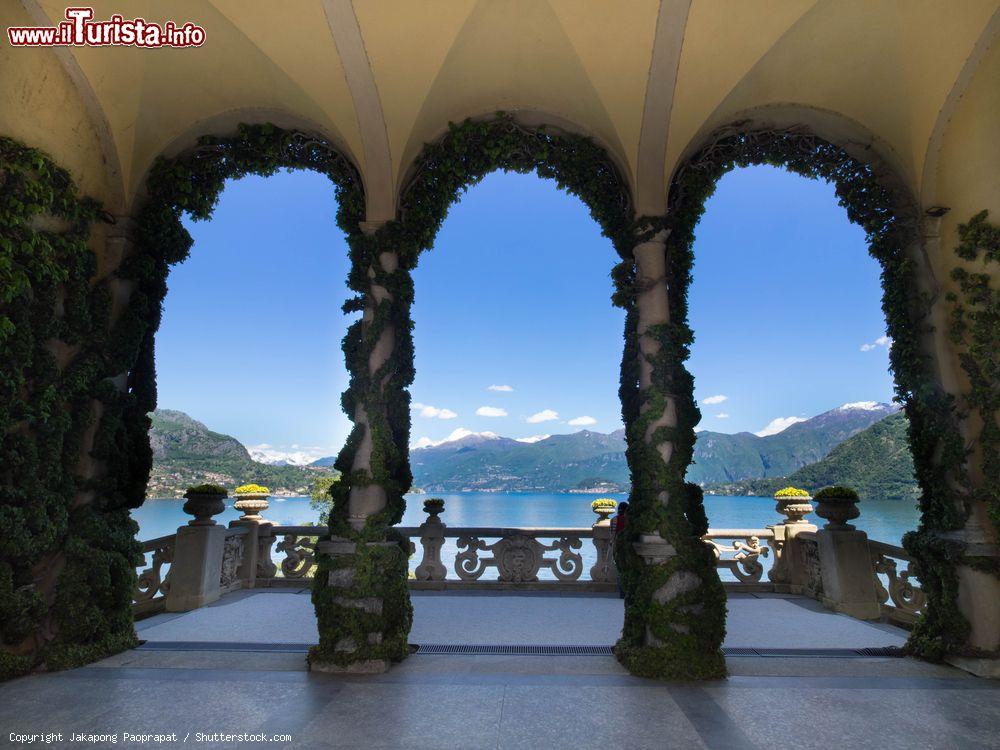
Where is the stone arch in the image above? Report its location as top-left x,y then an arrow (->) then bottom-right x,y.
127,108 -> 364,216
663,115 -> 974,658
305,113 -> 732,680
0,124 -> 365,678
309,113 -> 666,674
395,109 -> 635,206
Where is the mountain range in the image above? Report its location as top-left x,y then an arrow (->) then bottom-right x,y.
147,410 -> 337,498
147,401 -> 917,501
402,402 -> 902,494
704,411 -> 918,501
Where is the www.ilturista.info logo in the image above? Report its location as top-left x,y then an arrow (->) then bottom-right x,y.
7,7 -> 205,48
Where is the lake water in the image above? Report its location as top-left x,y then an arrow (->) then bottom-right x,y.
133,492 -> 920,581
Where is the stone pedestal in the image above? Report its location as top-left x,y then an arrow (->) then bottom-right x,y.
229,518 -> 275,588
229,491 -> 274,588
811,491 -> 880,619
590,517 -> 615,582
165,524 -> 227,611
816,527 -> 880,620
414,503 -> 447,581
768,493 -> 817,588
309,537 -> 406,675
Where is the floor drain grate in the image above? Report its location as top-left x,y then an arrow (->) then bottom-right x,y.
415,644 -> 613,655
135,641 -> 906,659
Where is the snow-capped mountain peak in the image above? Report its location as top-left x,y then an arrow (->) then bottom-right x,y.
838,401 -> 886,412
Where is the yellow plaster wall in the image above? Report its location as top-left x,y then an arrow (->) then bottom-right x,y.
0,6 -> 112,204
390,0 -> 633,190
667,0 -> 998,196
35,0 -> 363,209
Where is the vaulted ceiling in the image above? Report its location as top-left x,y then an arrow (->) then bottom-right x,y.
3,0 -> 998,226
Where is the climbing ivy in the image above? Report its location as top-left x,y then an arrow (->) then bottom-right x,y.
660,123 -> 976,663
4,117 -> 985,680
311,114 -> 654,670
0,136 -> 139,679
949,211 -> 999,533
0,126 -> 363,680
948,212 -> 1000,571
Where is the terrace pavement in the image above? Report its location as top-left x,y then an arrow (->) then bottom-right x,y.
1,591 -> 996,749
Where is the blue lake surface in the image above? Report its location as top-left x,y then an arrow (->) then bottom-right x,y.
133,492 -> 920,581
133,492 -> 921,543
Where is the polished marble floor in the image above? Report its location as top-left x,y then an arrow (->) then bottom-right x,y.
1,592 -> 995,750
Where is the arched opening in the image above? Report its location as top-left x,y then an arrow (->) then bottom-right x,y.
664,123 -> 968,660
2,118 -> 978,681
687,163 -> 919,537
131,168 -> 353,538
405,168 -> 626,543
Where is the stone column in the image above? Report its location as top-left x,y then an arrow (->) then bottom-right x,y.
310,221 -> 413,674
814,491 -> 881,620
615,230 -> 727,680
767,491 -> 818,589
166,491 -> 228,612
948,511 -> 1000,677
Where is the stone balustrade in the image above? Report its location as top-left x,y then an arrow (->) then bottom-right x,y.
134,534 -> 176,616
869,540 -> 926,625
702,530 -> 774,584
131,491 -> 926,630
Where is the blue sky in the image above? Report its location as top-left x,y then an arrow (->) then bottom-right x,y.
155,165 -> 894,462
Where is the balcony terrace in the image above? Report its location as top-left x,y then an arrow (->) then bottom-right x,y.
5,491 -> 997,749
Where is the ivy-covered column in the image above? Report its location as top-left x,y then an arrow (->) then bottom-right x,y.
310,222 -> 414,674
931,211 -> 1000,675
1,139 -> 144,680
614,229 -> 727,680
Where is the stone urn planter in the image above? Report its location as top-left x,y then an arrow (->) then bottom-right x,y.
772,488 -> 814,525
423,498 -> 445,519
182,485 -> 228,526
233,484 -> 271,521
813,486 -> 860,530
591,499 -> 617,523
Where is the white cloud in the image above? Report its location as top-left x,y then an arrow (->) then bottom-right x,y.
568,416 -> 597,426
702,394 -> 728,405
527,409 -> 559,424
715,413 -> 730,419
411,402 -> 458,420
754,416 -> 807,437
476,406 -> 508,417
488,384 -> 513,392
516,434 -> 550,443
410,428 -> 498,449
860,335 -> 892,352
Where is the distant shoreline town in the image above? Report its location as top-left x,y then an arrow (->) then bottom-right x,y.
148,401 -> 917,502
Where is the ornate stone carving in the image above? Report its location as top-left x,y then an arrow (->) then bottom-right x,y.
870,543 -> 926,617
704,535 -> 769,583
277,534 -> 318,578
219,534 -> 244,589
455,534 -> 583,582
800,536 -> 824,599
134,537 -> 174,603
